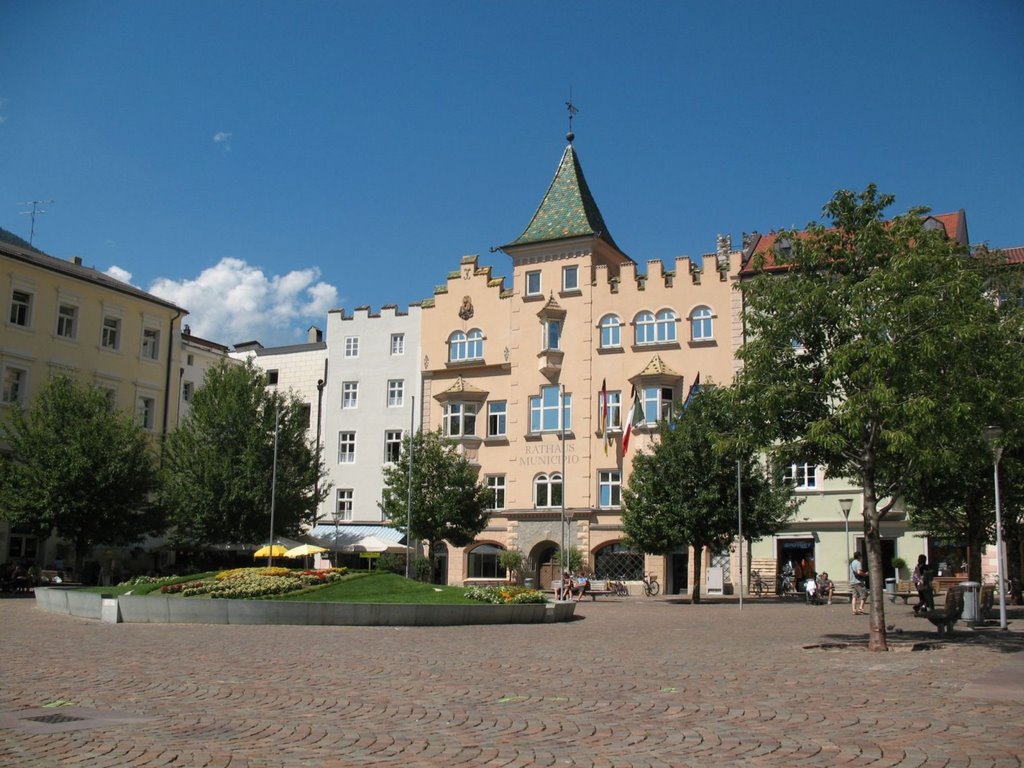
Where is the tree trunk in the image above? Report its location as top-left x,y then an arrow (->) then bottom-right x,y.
861,464 -> 889,651
691,547 -> 703,604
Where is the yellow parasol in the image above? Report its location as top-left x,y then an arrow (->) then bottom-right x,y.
253,544 -> 289,559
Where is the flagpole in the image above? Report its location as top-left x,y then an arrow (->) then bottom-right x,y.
560,384 -> 567,581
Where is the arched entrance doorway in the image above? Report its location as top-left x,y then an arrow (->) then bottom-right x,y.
530,541 -> 559,590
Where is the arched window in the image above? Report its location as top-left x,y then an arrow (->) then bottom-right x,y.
466,328 -> 483,359
594,542 -> 644,580
468,544 -> 507,579
599,314 -> 621,348
655,309 -> 677,342
690,306 -> 713,341
634,311 -> 655,344
534,472 -> 563,508
449,329 -> 483,362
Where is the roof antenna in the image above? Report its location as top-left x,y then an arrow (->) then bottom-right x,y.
18,199 -> 54,245
565,89 -> 578,144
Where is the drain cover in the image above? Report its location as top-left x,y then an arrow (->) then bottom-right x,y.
24,714 -> 87,724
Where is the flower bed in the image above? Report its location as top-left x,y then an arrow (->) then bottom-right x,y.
158,567 -> 348,599
464,585 -> 547,605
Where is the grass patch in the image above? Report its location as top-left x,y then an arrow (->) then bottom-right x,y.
277,571 -> 478,604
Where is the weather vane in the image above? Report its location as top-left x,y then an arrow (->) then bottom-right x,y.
565,89 -> 578,144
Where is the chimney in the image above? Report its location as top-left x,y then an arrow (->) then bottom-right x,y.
308,325 -> 323,343
70,256 -> 83,266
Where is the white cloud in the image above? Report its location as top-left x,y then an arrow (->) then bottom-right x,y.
105,265 -> 134,285
147,257 -> 339,347
212,131 -> 232,151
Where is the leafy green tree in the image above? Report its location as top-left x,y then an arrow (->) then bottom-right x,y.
737,185 -> 1012,649
162,360 -> 328,547
622,387 -> 796,603
380,428 -> 492,582
553,546 -> 584,573
499,548 -> 527,585
0,375 -> 161,574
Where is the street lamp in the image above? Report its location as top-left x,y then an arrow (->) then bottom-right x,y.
839,498 -> 854,575
983,426 -> 1008,631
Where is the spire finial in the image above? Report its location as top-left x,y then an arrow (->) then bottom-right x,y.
565,88 -> 578,144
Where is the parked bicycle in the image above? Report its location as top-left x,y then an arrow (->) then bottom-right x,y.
609,579 -> 629,597
777,572 -> 794,597
642,572 -> 660,597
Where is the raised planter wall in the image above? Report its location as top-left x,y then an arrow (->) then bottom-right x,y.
36,588 -> 576,626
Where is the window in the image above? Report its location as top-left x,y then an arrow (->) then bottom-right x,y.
442,402 -> 477,437
384,430 -> 403,463
345,336 -> 359,358
1,366 -> 27,405
8,531 -> 38,560
142,328 -> 160,360
338,431 -> 356,463
101,387 -> 117,410
635,311 -> 655,344
9,290 -> 32,327
390,333 -> 405,355
594,542 -> 644,580
642,386 -> 675,425
534,473 -> 563,508
562,265 -> 579,292
602,391 -> 622,431
342,381 -> 358,409
599,470 -> 622,508
56,304 -> 78,339
655,309 -> 678,342
298,404 -> 311,428
691,306 -> 713,341
266,369 -> 279,386
599,314 -> 621,348
187,353 -> 195,366
544,318 -> 561,351
530,386 -> 571,433
525,270 -> 542,296
101,316 -> 121,350
336,489 -> 353,521
783,462 -> 817,489
468,544 -> 507,579
137,397 -> 155,430
487,401 -> 507,437
449,329 -> 483,362
182,381 -> 194,403
486,475 -> 506,510
387,379 -> 404,407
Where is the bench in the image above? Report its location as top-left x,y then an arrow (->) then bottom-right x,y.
548,579 -> 616,601
890,580 -> 916,604
927,587 -> 964,634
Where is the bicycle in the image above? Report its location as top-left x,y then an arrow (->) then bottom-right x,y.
642,573 -> 660,597
610,579 -> 629,597
777,573 -> 794,597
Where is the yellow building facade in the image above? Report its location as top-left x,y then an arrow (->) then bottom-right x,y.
1,231 -> 185,567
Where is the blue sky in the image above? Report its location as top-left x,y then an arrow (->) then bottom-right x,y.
2,1 -> 1022,346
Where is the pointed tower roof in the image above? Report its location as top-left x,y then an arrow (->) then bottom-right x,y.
505,144 -> 621,251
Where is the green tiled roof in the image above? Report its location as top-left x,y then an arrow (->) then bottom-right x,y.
506,145 -> 619,250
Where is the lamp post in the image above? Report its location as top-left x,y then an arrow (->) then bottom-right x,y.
737,458 -> 743,610
983,426 -> 1008,631
267,399 -> 280,567
839,498 -> 853,576
313,370 -> 326,530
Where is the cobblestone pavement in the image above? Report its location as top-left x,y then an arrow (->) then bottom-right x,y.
1,593 -> 1022,767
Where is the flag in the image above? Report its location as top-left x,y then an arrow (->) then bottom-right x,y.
683,372 -> 701,410
599,379 -> 609,455
622,386 -> 642,454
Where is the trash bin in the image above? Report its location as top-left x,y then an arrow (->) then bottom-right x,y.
885,577 -> 896,596
524,577 -> 535,590
960,581 -> 980,622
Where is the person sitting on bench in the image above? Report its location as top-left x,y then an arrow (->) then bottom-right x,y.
573,573 -> 590,602
816,572 -> 835,605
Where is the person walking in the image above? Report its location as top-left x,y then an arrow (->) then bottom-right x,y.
849,553 -> 868,615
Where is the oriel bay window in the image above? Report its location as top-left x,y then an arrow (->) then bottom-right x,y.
642,385 -> 676,425
443,402 -> 477,437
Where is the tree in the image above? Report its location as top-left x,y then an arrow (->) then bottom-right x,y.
0,375 -> 161,574
622,387 -> 796,603
162,360 -> 328,547
737,185 -> 1013,649
499,548 -> 527,585
379,428 -> 492,582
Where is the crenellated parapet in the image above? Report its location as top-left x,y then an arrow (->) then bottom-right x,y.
330,303 -> 421,322
590,243 -> 740,299
422,254 -> 511,309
